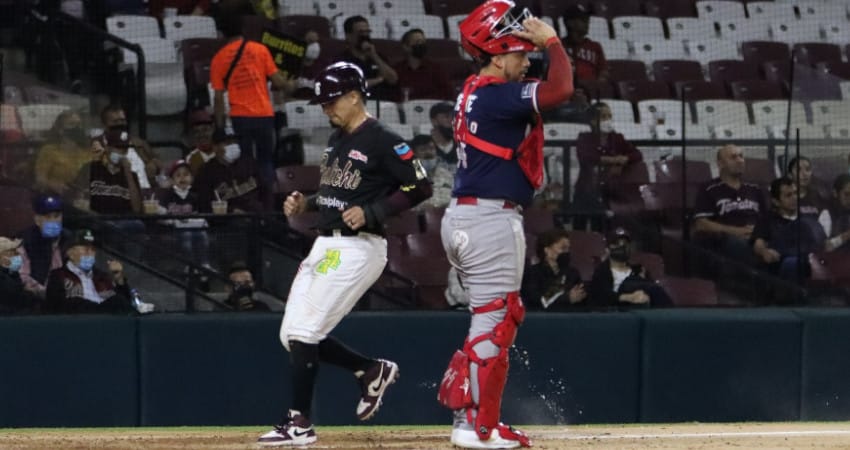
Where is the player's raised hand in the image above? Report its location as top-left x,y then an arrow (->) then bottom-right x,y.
283,191 -> 307,217
512,17 -> 558,49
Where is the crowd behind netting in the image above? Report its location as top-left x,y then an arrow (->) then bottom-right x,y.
1,0 -> 850,314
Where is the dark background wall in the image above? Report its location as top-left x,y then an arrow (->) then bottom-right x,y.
1,309 -> 849,427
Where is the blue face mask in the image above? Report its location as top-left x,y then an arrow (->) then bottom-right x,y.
109,151 -> 124,165
7,255 -> 22,273
41,220 -> 62,238
78,255 -> 96,272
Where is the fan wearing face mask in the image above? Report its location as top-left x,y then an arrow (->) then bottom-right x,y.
0,237 -> 41,314
520,228 -> 586,310
388,28 -> 454,102
73,128 -> 143,215
335,15 -> 398,101
17,194 -> 68,299
411,134 -> 454,209
194,128 -> 272,213
572,102 -> 644,231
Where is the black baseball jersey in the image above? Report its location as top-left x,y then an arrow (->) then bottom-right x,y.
313,118 -> 426,234
693,178 -> 766,227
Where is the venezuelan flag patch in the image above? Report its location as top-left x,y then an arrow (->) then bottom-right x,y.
394,143 -> 413,160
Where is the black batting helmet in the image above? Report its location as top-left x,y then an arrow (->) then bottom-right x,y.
309,62 -> 369,105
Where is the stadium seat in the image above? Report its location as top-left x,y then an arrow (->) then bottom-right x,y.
285,101 -> 327,130
618,80 -> 673,103
275,165 -> 321,197
632,40 -> 690,65
388,255 -> 450,309
163,15 -> 217,41
3,85 -> 24,105
592,0 -> 642,18
145,63 -> 188,115
388,14 -> 445,40
637,99 -> 685,126
741,41 -> 790,66
747,1 -> 796,22
17,104 -> 70,138
677,80 -> 729,101
371,38 -> 404,64
280,0 -> 318,15
693,100 -> 750,126
632,251 -> 665,278
713,125 -> 770,161
658,276 -> 718,306
122,37 -> 178,64
730,80 -> 786,100
0,185 -> 34,238
405,233 -> 445,258
556,15 -> 609,41
794,43 -> 843,67
708,59 -> 760,87
544,123 -> 592,140
615,122 -> 653,140
686,40 -> 740,62
425,0 -> 480,17
696,0 -> 746,20
611,16 -> 664,41
106,14 -> 160,42
277,15 -> 333,39
842,81 -> 850,100
822,22 -> 850,46
810,100 -> 850,126
769,20 -> 823,44
577,80 -> 616,100
385,123 -> 414,140
762,60 -> 790,85
402,99 -> 442,126
652,60 -> 705,85
422,206 -> 445,234
317,37 -> 347,61
597,98 -> 635,123
522,207 -> 555,235
791,74 -> 842,101
770,123 -> 827,140
427,38 -> 463,60
654,123 -> 711,142
607,60 -> 647,82
316,0 -> 371,18
810,156 -> 848,185
751,100 -> 806,126
667,17 -> 716,42
798,3 -> 847,22
374,0 -> 426,16
645,0 -> 697,19
818,61 -> 850,81
180,38 -> 224,69
717,17 -> 771,43
743,158 -> 777,185
653,159 -> 712,185
385,209 -> 422,235
567,230 -> 606,281
593,37 -> 629,60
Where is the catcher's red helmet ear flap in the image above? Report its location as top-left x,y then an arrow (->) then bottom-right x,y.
310,62 -> 369,105
459,0 -> 536,59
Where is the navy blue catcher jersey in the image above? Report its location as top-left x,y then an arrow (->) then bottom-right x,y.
451,80 -> 540,207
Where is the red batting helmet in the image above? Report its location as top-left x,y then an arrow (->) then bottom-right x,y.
309,62 -> 369,105
458,0 -> 536,59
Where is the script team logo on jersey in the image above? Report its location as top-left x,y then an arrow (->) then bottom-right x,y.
394,143 -> 413,161
348,149 -> 368,163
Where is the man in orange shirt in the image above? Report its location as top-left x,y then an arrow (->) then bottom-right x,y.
211,11 -> 288,193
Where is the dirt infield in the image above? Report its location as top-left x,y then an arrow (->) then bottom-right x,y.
2,423 -> 850,449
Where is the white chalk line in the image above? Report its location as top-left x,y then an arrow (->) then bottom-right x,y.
416,429 -> 850,441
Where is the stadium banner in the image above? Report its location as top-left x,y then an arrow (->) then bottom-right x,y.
260,28 -> 305,78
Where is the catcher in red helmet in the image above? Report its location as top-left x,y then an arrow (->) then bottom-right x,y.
437,1 -> 573,449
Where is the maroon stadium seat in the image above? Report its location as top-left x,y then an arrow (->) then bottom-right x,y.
708,59 -> 760,86
743,158 -> 776,186
676,80 -> 728,100
592,0 -> 642,18
538,0 -> 588,19
818,61 -> 850,80
386,235 -> 406,260
422,206 -> 445,234
522,207 -> 555,235
608,161 -> 651,217
730,80 -> 786,100
405,233 -> 446,258
427,38 -> 462,59
653,159 -> 712,185
372,39 -> 406,66
608,59 -> 648,82
652,60 -> 704,85
658,276 -> 718,306
385,209 -> 422,235
0,185 -> 33,238
741,41 -> 790,67
632,251 -> 665,278
762,60 -> 790,85
569,230 -> 606,281
617,80 -> 673,102
277,15 -> 333,39
810,156 -> 846,186
644,0 -> 697,18
576,80 -> 615,100
318,38 -> 347,61
793,43 -> 843,67
275,165 -> 321,197
388,255 -> 450,309
180,38 -> 225,69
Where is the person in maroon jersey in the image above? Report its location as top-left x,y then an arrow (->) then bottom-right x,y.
561,4 -> 608,83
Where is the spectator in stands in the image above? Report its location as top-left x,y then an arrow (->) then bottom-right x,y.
35,110 -> 93,196
444,266 -> 469,310
75,129 -> 143,215
693,145 -> 766,265
101,104 -> 164,191
18,194 -> 67,298
336,15 -> 398,101
289,30 -> 326,100
411,135 -> 453,209
149,0 -> 210,19
561,4 -> 608,83
155,159 -> 212,269
573,103 -> 643,231
787,156 -> 827,217
428,102 -> 457,166
44,229 -> 142,314
588,228 -> 671,308
521,229 -> 586,310
195,128 -> 271,213
0,237 -> 40,314
211,8 -> 288,189
185,109 -> 216,176
818,173 -> 850,252
225,261 -> 270,311
390,28 -> 453,101
752,177 -> 825,281
542,85 -> 594,124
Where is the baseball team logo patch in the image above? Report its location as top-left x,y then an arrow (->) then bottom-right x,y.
316,249 -> 341,274
348,149 -> 368,163
393,143 -> 413,160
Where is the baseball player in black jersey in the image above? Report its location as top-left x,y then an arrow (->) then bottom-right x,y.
258,62 -> 432,447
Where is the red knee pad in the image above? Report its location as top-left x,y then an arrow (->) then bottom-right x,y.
437,350 -> 473,410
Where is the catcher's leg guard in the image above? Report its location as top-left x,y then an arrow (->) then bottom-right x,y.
466,292 -> 525,442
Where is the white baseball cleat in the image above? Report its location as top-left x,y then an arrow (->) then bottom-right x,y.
257,410 -> 317,447
355,359 -> 400,421
450,423 -> 532,449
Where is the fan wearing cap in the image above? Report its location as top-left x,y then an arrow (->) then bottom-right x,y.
588,228 -> 672,308
437,1 -> 572,448
0,237 -> 40,314
184,109 -> 216,176
429,102 -> 458,166
73,128 -> 143,215
18,194 -> 67,298
259,61 -> 431,447
194,129 -> 271,213
155,159 -> 212,268
561,4 -> 609,83
44,229 -> 139,314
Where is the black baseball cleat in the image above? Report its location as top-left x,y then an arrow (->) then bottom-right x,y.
257,410 -> 317,447
355,359 -> 400,421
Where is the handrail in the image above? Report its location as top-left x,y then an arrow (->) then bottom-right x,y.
49,11 -> 147,139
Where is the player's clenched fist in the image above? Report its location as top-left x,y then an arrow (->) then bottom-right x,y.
283,191 -> 307,217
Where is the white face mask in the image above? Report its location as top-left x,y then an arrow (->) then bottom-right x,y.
305,42 -> 320,61
173,185 -> 190,199
223,144 -> 241,163
599,120 -> 614,133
